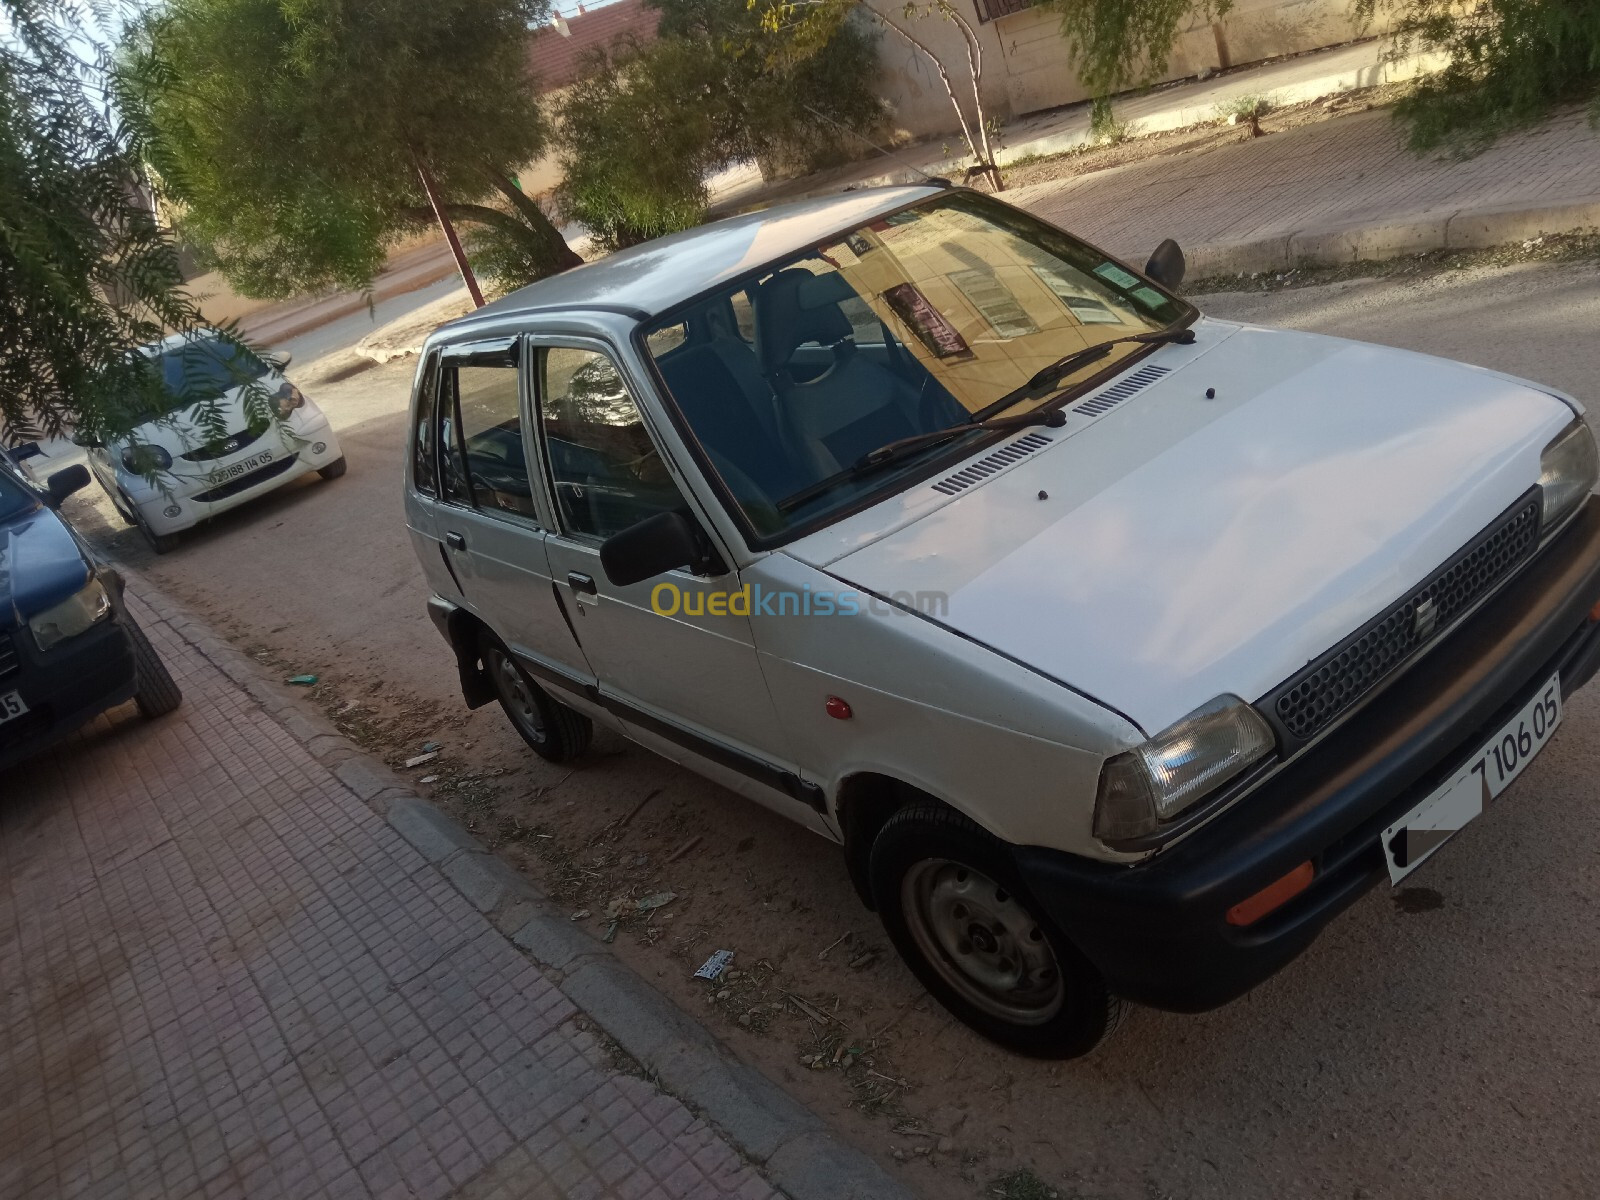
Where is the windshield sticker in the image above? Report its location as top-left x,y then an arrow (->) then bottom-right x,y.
881,284 -> 974,360
1093,262 -> 1142,290
1131,286 -> 1168,310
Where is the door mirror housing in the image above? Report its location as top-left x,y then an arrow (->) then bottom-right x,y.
45,465 -> 91,508
1144,238 -> 1187,291
266,350 -> 292,371
600,510 -> 724,587
70,433 -> 104,449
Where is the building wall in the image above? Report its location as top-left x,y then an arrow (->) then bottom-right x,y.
871,0 -> 1391,139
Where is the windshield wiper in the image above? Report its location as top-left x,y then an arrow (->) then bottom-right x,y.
775,407 -> 1067,514
1023,326 -> 1197,399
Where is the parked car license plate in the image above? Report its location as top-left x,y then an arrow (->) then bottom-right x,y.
1381,674 -> 1560,884
208,450 -> 271,485
0,689 -> 29,726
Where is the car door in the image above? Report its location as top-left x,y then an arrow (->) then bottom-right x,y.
528,337 -> 826,828
430,338 -> 595,697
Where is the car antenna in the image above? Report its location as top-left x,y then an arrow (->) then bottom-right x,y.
801,105 -> 953,190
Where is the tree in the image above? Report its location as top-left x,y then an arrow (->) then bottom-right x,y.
1,0 -> 219,443
123,0 -> 582,303
1049,0 -> 1232,99
1357,0 -> 1600,153
557,0 -> 886,250
758,0 -> 1004,190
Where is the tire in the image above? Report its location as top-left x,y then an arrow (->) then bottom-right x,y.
108,488 -> 138,528
317,456 -> 347,480
126,617 -> 182,718
869,801 -> 1122,1059
479,630 -> 592,763
134,507 -> 180,554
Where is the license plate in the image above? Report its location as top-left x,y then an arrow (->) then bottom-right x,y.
1381,673 -> 1561,884
0,690 -> 29,725
208,449 -> 271,485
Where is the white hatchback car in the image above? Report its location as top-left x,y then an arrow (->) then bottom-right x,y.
404,186 -> 1600,1057
83,331 -> 345,552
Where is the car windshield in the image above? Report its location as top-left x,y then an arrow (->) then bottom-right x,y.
139,334 -> 273,419
640,192 -> 1189,542
0,461 -> 36,521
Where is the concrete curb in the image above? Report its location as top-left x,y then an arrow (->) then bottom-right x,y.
124,576 -> 911,1200
1185,199 -> 1600,283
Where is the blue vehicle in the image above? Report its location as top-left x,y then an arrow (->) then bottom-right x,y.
1,444 -> 180,771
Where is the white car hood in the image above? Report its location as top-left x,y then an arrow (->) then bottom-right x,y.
794,325 -> 1576,736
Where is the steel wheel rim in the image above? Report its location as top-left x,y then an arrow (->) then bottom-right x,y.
488,647 -> 545,740
901,858 -> 1065,1025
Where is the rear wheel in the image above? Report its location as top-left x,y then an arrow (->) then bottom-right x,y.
480,631 -> 592,763
126,617 -> 182,718
869,801 -> 1121,1059
317,456 -> 347,480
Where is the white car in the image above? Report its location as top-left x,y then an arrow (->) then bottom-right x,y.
403,185 -> 1600,1057
83,331 -> 346,552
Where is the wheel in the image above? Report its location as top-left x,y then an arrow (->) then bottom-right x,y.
107,487 -> 138,528
133,507 -> 180,554
479,630 -> 592,762
869,801 -> 1122,1059
317,456 -> 347,480
125,616 -> 182,718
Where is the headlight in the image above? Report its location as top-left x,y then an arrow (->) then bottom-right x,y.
1538,418 -> 1598,532
1093,696 -> 1275,842
120,443 -> 172,473
274,382 -> 306,419
29,577 -> 112,652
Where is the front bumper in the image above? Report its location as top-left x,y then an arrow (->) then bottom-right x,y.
0,611 -> 137,772
132,417 -> 342,535
1014,496 -> 1600,1013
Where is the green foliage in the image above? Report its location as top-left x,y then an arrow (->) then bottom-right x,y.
1358,0 -> 1600,153
125,0 -> 579,299
1049,0 -> 1232,96
0,0 -> 223,443
556,0 -> 884,250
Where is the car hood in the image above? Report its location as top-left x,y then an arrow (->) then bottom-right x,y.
791,324 -> 1576,736
119,376 -> 285,457
0,503 -> 92,631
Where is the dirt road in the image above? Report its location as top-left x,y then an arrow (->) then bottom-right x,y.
67,257 -> 1600,1199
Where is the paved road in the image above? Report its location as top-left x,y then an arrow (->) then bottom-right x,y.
0,591 -> 780,1200
62,258 -> 1600,1199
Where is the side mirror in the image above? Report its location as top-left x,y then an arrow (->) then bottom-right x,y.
10,441 -> 41,461
1144,239 -> 1187,291
600,511 -> 721,587
45,465 -> 91,508
71,433 -> 104,449
267,350 -> 292,371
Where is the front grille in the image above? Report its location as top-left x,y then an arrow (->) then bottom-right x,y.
0,632 -> 18,680
192,453 -> 298,503
1264,492 -> 1541,747
181,427 -> 262,463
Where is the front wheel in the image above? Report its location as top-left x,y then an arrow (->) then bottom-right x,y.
869,802 -> 1121,1059
317,456 -> 347,480
133,507 -> 180,554
125,617 -> 182,718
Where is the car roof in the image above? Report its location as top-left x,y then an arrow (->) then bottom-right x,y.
450,185 -> 942,330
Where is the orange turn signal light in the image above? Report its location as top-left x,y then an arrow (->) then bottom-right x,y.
1226,861 -> 1315,927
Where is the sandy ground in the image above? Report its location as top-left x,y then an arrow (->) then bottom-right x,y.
65,257 -> 1600,1199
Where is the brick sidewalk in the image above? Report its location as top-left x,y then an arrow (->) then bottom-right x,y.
1008,104 -> 1600,271
0,593 -> 779,1200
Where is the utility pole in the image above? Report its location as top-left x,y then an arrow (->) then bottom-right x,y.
414,154 -> 485,309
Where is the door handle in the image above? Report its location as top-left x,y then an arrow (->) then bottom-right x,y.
446,531 -> 466,551
567,571 -> 597,596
